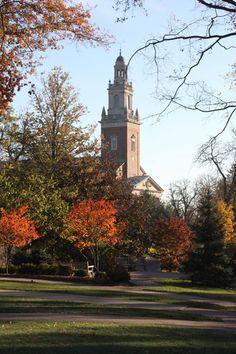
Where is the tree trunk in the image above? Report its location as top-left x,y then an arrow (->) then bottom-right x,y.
4,246 -> 12,275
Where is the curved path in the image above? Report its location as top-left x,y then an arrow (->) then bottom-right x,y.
0,312 -> 236,331
0,288 -> 236,330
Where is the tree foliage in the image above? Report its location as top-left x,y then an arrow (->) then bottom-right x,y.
0,0 -> 107,113
0,109 -> 33,162
151,217 -> 192,271
63,199 -> 123,270
187,188 -> 232,286
117,192 -> 169,257
0,206 -> 39,272
27,67 -> 98,179
0,167 -> 68,234
0,68 -> 136,268
216,199 -> 236,243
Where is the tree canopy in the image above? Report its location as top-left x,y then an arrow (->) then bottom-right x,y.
0,206 -> 39,273
0,0 -> 108,113
63,199 -> 123,270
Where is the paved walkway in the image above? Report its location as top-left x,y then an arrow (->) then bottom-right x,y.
1,288 -> 236,314
0,312 -> 236,330
0,275 -> 236,330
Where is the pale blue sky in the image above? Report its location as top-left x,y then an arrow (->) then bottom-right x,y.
13,0 -> 236,195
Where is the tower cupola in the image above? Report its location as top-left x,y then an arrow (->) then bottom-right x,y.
114,51 -> 127,83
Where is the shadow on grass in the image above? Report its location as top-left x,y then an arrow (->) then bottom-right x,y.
0,298 -> 220,321
0,347 -> 235,354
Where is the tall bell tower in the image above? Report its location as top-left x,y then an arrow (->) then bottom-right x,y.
101,53 -> 141,178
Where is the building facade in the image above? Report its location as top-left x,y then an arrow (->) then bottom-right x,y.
100,53 -> 163,197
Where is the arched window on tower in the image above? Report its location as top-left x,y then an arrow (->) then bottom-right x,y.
111,135 -> 117,151
117,69 -> 124,78
114,95 -> 119,108
131,134 -> 136,152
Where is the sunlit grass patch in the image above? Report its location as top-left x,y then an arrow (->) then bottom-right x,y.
0,322 -> 235,354
147,279 -> 236,300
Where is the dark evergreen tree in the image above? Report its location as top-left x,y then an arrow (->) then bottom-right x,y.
187,188 -> 232,287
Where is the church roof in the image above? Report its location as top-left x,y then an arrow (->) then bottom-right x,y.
127,175 -> 148,186
127,175 -> 164,193
116,51 -> 125,63
116,55 -> 124,61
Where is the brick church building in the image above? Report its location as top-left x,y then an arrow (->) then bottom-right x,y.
100,53 -> 163,197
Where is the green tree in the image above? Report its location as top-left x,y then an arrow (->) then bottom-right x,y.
117,192 -> 170,257
0,109 -> 33,163
0,166 -> 71,263
187,188 -> 232,287
28,67 -> 98,180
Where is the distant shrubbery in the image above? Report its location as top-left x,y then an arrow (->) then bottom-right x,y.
14,263 -> 73,276
0,256 -> 131,283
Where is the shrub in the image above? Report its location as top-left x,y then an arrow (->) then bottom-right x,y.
95,271 -> 108,280
106,264 -> 130,282
15,263 -> 73,276
12,250 -> 42,266
0,264 -> 17,274
39,264 -> 58,275
73,269 -> 88,277
191,264 -> 233,287
56,264 -> 73,276
16,263 -> 40,275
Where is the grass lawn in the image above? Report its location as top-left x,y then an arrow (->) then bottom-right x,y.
0,279 -> 235,353
0,321 -> 235,354
0,279 -> 234,310
147,279 -> 236,301
0,296 -> 220,321
0,280 -> 126,296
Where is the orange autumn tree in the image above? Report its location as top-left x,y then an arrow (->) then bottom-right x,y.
0,206 -> 39,273
63,199 -> 122,271
150,217 -> 192,271
0,0 -> 107,113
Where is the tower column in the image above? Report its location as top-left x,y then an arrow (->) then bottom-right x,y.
101,53 -> 141,178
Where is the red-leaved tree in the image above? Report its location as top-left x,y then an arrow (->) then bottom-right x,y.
151,217 -> 192,271
63,199 -> 122,271
0,206 -> 39,273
